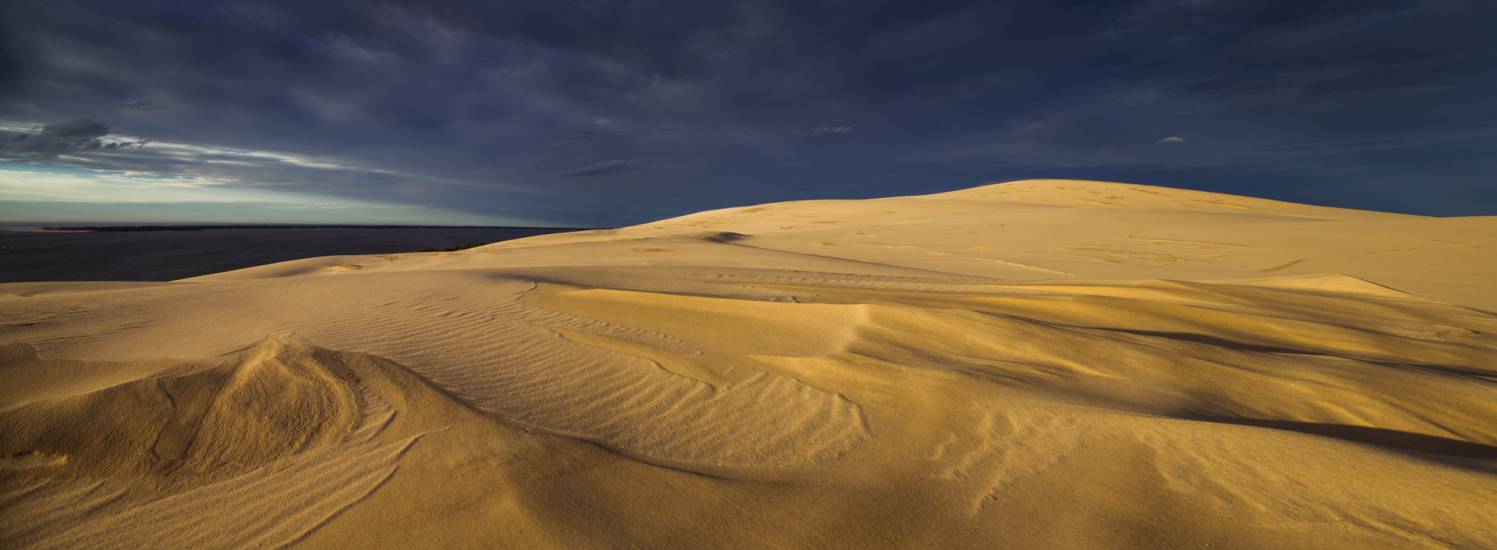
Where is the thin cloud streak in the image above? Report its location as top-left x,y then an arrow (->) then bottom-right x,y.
562,160 -> 639,177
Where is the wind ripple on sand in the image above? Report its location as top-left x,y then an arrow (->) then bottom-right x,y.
931,408 -> 1082,515
7,438 -> 415,550
297,278 -> 868,470
1140,424 -> 1497,547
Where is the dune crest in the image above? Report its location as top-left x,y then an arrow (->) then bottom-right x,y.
3,179 -> 1495,548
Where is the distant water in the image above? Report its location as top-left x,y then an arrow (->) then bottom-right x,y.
0,225 -> 584,282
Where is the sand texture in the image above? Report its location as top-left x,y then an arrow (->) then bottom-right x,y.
2,179 -> 1495,548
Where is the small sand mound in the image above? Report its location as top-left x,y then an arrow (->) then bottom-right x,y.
0,337 -> 366,478
0,338 -> 427,548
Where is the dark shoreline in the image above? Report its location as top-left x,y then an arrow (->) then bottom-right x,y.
1,225 -> 595,282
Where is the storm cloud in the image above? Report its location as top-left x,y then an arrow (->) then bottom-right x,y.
2,0 -> 1495,225
1,119 -> 120,161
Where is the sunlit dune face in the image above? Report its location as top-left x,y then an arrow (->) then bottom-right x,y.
2,180 -> 1495,548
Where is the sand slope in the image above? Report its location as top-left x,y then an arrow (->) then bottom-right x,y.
2,179 -> 1495,548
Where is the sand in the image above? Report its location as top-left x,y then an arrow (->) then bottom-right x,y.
2,179 -> 1494,548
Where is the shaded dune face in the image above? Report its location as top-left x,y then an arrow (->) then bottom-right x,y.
1,180 -> 1495,548
532,270 -> 1497,454
848,279 -> 1497,448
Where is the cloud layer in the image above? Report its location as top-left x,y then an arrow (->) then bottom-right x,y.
562,160 -> 639,177
3,0 -> 1495,224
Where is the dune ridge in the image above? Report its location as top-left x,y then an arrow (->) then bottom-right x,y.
2,179 -> 1494,548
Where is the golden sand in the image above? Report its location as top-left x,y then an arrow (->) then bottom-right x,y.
2,180 -> 1494,548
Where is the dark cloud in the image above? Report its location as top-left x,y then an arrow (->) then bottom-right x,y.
2,0 -> 1495,224
562,160 -> 639,177
0,118 -> 124,160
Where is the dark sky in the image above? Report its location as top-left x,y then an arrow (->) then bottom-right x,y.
2,0 -> 1495,226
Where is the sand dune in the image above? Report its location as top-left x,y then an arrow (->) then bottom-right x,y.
2,179 -> 1494,548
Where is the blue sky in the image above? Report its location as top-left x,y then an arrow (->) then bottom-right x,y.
2,0 -> 1494,226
